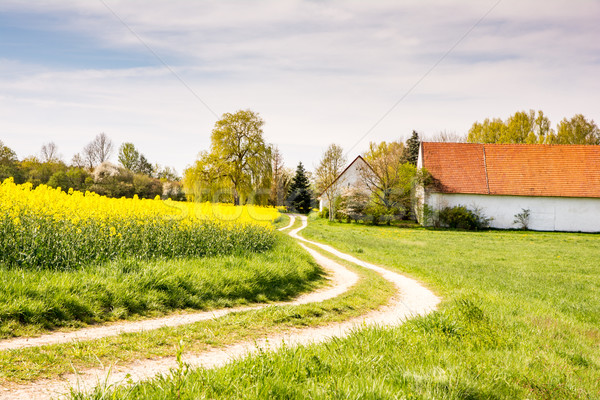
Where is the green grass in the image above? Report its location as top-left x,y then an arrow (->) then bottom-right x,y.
272,213 -> 291,229
0,235 -> 321,339
0,239 -> 395,383
80,219 -> 600,399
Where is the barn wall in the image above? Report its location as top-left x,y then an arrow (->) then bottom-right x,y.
426,193 -> 600,233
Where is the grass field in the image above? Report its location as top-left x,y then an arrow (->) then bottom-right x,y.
0,237 -> 394,383
79,219 -> 600,399
0,235 -> 323,339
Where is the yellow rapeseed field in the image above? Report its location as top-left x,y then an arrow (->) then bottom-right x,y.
0,178 -> 280,270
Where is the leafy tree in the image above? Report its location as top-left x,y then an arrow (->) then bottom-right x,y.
403,131 -> 420,165
19,156 -> 67,187
118,143 -> 140,171
0,140 -> 23,183
361,140 -> 416,220
136,154 -> 154,176
118,142 -> 155,176
47,168 -> 92,192
286,162 -> 313,214
184,110 -> 272,205
154,165 -> 180,181
315,144 -> 346,221
467,110 -> 553,144
552,114 -> 600,145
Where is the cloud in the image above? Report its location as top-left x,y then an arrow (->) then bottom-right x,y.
0,0 -> 599,173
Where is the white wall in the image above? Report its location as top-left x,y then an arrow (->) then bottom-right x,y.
426,193 -> 600,233
319,157 -> 370,211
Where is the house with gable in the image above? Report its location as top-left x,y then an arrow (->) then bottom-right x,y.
318,155 -> 372,212
416,142 -> 600,232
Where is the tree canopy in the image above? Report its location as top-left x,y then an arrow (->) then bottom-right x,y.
362,140 -> 416,219
467,110 -> 598,145
184,110 -> 272,205
554,114 -> 600,145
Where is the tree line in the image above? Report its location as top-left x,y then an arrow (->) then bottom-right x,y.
0,134 -> 182,200
467,111 -> 599,145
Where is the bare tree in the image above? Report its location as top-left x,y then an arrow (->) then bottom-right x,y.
83,133 -> 114,168
314,143 -> 346,221
270,146 -> 290,206
40,142 -> 61,163
430,130 -> 467,143
71,153 -> 86,168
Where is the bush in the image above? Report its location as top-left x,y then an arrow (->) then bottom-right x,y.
438,205 -> 491,230
513,208 -> 531,230
318,206 -> 329,219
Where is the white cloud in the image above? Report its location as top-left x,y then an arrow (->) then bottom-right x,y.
0,0 -> 599,173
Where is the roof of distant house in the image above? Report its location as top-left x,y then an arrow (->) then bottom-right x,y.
421,142 -> 600,198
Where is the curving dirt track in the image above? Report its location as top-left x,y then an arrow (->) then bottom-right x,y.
0,215 -> 440,400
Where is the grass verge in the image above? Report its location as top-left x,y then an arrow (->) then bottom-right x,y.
77,219 -> 600,399
0,239 -> 395,384
0,234 -> 321,339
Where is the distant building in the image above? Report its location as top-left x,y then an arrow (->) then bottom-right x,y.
318,155 -> 372,211
416,142 -> 600,232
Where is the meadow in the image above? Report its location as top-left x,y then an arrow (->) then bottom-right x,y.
81,218 -> 600,399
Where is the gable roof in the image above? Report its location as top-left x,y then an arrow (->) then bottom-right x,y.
421,142 -> 600,198
317,155 -> 372,198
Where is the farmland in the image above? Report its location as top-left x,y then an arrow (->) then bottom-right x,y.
78,218 -> 600,399
0,180 -> 323,339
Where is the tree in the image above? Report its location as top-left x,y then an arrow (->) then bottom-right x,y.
154,165 -> 180,181
430,131 -> 466,142
0,140 -> 23,183
467,110 -> 553,144
183,110 -> 272,205
136,154 -> 154,176
361,140 -> 416,220
403,131 -> 420,165
83,133 -> 114,168
552,114 -> 600,145
19,156 -> 66,187
314,144 -> 346,221
71,153 -> 86,168
117,142 -> 154,176
40,142 -> 61,163
286,162 -> 313,214
118,143 -> 140,171
270,146 -> 292,206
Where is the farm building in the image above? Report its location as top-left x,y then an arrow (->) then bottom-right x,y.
318,155 -> 371,212
416,142 -> 600,232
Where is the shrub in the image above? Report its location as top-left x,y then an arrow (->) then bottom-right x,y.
438,205 -> 491,230
513,208 -> 531,230
318,206 -> 329,219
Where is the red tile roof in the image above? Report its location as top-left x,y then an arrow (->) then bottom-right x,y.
421,142 -> 600,198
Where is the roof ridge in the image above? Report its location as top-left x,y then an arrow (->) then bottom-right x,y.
482,144 -> 490,194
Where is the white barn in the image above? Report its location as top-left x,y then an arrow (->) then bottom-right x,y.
318,155 -> 371,211
416,142 -> 600,232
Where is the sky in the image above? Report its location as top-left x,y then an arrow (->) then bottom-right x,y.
1,0 -> 599,176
